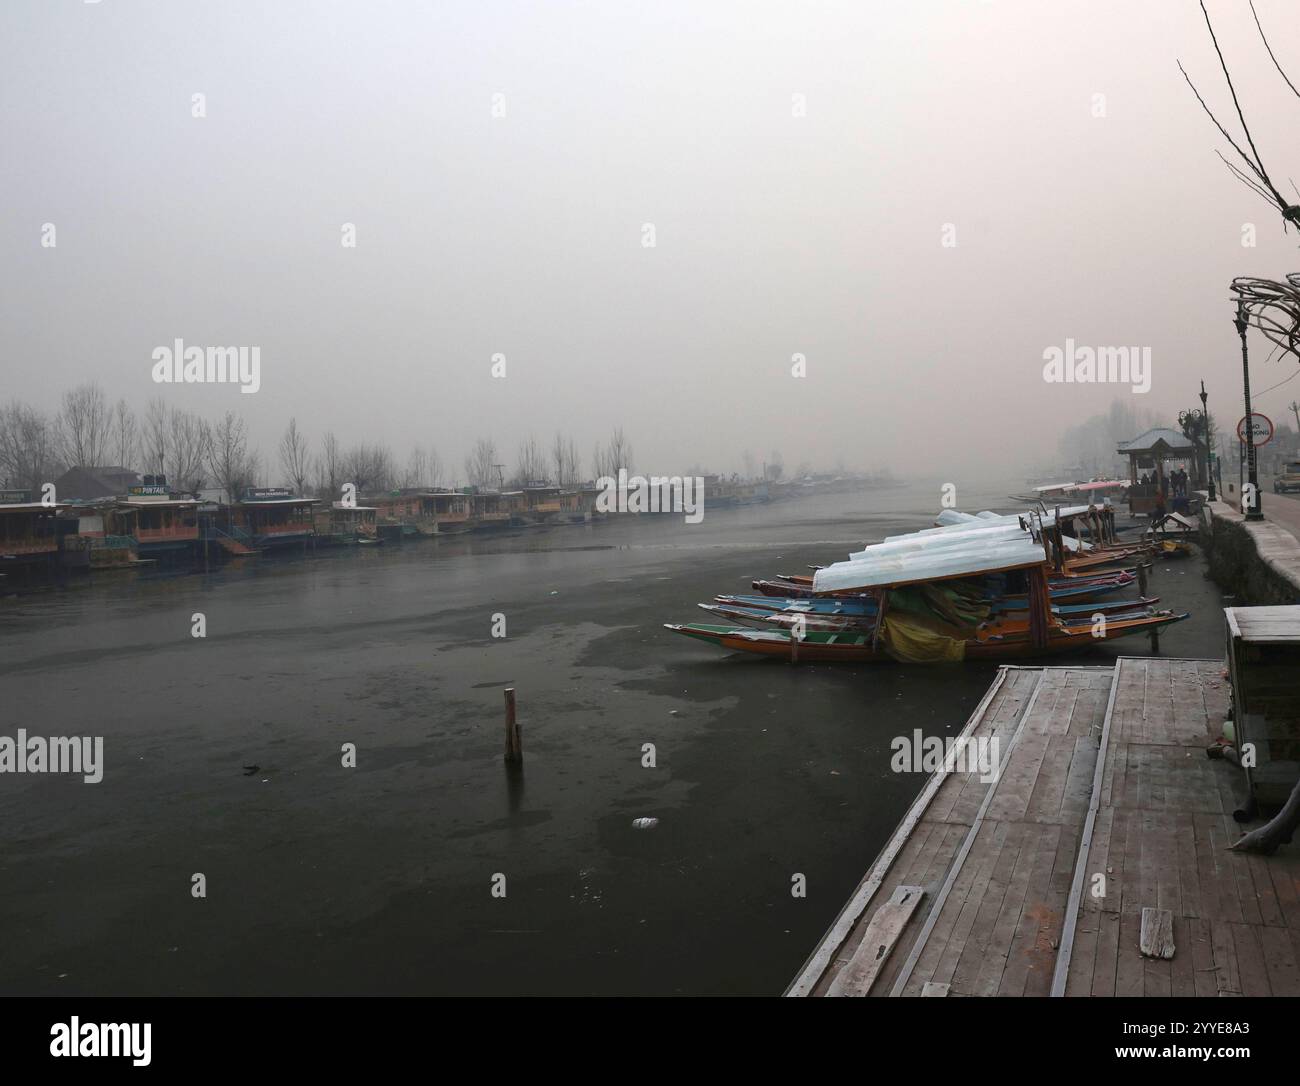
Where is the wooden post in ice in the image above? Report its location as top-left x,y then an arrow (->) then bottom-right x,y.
1136,562 -> 1159,651
504,688 -> 522,764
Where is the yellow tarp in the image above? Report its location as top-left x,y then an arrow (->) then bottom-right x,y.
880,611 -> 967,663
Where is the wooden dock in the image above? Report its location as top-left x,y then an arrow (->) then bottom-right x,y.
788,657 -> 1300,997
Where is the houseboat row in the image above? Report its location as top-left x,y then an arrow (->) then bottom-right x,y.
0,470 -> 896,584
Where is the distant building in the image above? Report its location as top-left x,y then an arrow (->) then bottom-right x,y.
54,466 -> 140,501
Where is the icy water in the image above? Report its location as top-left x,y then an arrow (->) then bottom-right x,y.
0,477 -> 1230,994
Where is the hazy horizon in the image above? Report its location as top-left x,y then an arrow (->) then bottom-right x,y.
4,0 -> 1299,484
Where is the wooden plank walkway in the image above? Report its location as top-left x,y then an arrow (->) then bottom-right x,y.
788,657 -> 1300,997
1060,657 -> 1300,997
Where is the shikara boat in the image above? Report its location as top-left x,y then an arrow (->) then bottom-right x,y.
703,593 -> 1161,631
669,507 -> 1187,664
665,608 -> 1188,663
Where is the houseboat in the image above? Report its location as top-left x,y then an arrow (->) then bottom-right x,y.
520,486 -> 562,525
317,502 -> 379,545
230,488 -> 318,551
58,501 -> 139,570
468,491 -> 510,531
428,490 -> 472,533
114,482 -> 200,560
557,489 -> 594,522
0,491 -> 64,576
368,491 -> 433,540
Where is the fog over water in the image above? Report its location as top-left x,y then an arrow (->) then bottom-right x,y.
3,0 -> 1298,478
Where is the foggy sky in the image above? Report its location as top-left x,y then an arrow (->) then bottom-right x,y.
3,0 -> 1299,484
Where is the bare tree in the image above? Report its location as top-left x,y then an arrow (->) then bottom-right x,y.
0,401 -> 60,492
318,431 -> 342,500
512,435 -> 548,487
1179,1 -> 1300,237
344,443 -> 395,495
399,445 -> 443,489
405,445 -> 428,489
169,409 -> 212,494
110,399 -> 137,471
592,441 -> 611,483
593,427 -> 633,481
464,437 -> 499,489
56,382 -> 110,468
551,432 -> 582,488
279,417 -> 311,495
606,427 -> 632,475
142,398 -> 170,476
208,411 -> 257,502
564,436 -> 579,488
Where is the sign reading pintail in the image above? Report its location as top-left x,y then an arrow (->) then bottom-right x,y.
151,339 -> 261,393
0,731 -> 103,783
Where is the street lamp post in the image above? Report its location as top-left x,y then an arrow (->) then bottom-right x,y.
1236,301 -> 1263,520
1200,380 -> 1216,502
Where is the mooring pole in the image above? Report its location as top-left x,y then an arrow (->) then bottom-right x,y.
1237,302 -> 1263,521
504,688 -> 522,764
1200,380 -> 1216,502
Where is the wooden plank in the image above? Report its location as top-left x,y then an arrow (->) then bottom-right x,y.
1050,659 -> 1120,995
955,821 -> 1031,996
1169,917 -> 1196,997
1002,821 -> 1064,996
1189,918 -> 1218,997
1115,907 -> 1146,996
1210,921 -> 1241,995
888,677 -> 1050,996
920,981 -> 949,996
1260,924 -> 1300,997
1091,910 -> 1121,996
786,667 -> 1017,996
825,820 -> 937,978
972,821 -> 1040,993
908,819 -> 1011,993
1231,922 -> 1272,996
1139,906 -> 1175,959
826,885 -> 924,997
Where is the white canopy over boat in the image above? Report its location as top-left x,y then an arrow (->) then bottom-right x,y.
849,522 -> 1028,562
814,535 -> 1048,593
